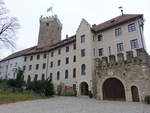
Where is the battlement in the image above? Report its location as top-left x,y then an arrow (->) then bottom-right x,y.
40,15 -> 62,27
94,48 -> 150,70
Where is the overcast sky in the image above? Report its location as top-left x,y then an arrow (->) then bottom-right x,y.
0,0 -> 150,59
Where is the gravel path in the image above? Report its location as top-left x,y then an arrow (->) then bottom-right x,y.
0,96 -> 150,113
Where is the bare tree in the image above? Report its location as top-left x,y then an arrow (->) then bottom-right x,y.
0,0 -> 20,49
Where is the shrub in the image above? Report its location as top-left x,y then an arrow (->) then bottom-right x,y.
144,95 -> 150,104
27,79 -> 54,96
7,79 -> 25,88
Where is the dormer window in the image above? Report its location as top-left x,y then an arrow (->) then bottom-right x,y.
110,20 -> 115,23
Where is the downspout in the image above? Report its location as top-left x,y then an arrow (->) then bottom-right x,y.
46,52 -> 49,79
138,19 -> 145,50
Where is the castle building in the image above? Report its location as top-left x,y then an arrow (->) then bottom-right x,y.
0,14 -> 150,102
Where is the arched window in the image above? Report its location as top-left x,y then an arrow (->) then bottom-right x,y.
34,74 -> 38,81
57,71 -> 60,80
65,70 -> 68,79
81,64 -> 86,75
41,74 -> 45,80
27,75 -> 31,83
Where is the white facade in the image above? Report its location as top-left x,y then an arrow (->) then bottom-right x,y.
0,14 -> 145,95
0,56 -> 24,79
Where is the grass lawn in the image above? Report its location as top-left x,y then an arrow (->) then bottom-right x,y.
0,93 -> 48,104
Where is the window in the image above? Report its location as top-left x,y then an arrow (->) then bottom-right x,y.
93,48 -> 95,56
37,55 -> 40,60
34,74 -> 38,81
29,65 -> 32,71
98,48 -> 103,56
43,54 -> 47,59
73,68 -> 76,78
41,74 -> 45,80
15,63 -> 17,67
43,63 -> 46,69
24,56 -> 27,62
73,56 -> 76,62
81,35 -> 85,43
51,52 -> 54,57
108,46 -> 111,55
128,23 -> 136,32
66,57 -> 69,64
46,22 -> 49,26
50,73 -> 53,81
65,70 -> 68,79
50,62 -> 53,68
130,39 -> 138,49
57,60 -> 61,66
81,49 -> 85,57
97,34 -> 103,41
57,71 -> 60,80
73,84 -> 76,91
73,44 -> 76,50
117,43 -> 124,52
13,72 -> 15,78
81,64 -> 86,75
58,49 -> 61,55
66,46 -> 69,52
27,75 -> 31,83
23,66 -> 26,70
115,28 -> 122,36
30,56 -> 33,61
36,64 -> 39,70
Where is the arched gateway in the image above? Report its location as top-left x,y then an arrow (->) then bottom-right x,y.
80,82 -> 89,95
102,78 -> 126,101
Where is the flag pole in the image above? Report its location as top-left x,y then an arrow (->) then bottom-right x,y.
52,3 -> 54,16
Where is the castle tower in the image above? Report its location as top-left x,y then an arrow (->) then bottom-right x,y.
37,15 -> 62,47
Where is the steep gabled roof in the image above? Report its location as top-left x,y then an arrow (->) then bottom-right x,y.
92,14 -> 143,32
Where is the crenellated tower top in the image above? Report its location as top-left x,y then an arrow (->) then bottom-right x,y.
38,15 -> 62,47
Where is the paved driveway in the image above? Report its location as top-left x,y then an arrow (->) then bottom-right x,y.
0,96 -> 150,113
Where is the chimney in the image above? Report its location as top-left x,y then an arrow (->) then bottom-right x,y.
66,34 -> 68,39
92,24 -> 96,28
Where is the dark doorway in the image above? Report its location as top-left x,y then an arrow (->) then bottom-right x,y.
102,78 -> 126,101
80,82 -> 89,95
131,86 -> 140,102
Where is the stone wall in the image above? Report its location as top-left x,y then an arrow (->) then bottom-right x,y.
38,15 -> 62,47
93,48 -> 150,101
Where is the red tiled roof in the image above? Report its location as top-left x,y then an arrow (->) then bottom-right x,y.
24,35 -> 76,55
92,14 -> 143,32
0,35 -> 76,61
0,14 -> 143,61
0,46 -> 36,62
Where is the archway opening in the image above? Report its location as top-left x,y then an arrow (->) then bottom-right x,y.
131,86 -> 140,102
102,78 -> 126,101
80,82 -> 89,95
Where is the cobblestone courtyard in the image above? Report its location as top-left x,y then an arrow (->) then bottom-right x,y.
0,96 -> 150,113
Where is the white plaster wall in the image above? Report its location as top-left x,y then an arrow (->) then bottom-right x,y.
7,56 -> 24,79
76,19 -> 95,94
94,19 -> 145,60
24,53 -> 48,81
0,61 -> 9,79
47,42 -> 77,90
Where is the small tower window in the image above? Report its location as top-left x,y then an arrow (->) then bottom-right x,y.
46,22 -> 49,26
